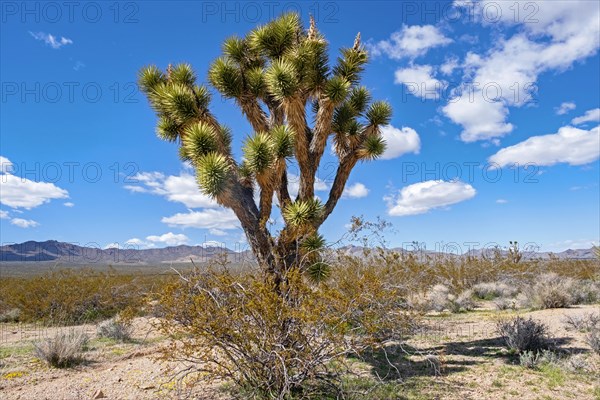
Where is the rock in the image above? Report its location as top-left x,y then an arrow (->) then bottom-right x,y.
140,384 -> 155,390
92,389 -> 106,399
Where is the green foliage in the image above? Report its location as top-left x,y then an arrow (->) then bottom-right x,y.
243,132 -> 276,174
324,76 -> 351,103
169,63 -> 196,87
271,125 -> 295,159
358,135 -> 386,160
208,57 -> 243,98
366,101 -> 392,126
0,269 -> 151,325
196,152 -> 231,197
283,198 -> 323,227
264,59 -> 299,100
181,122 -> 218,162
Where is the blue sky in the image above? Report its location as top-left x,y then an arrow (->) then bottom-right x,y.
1,0 -> 599,253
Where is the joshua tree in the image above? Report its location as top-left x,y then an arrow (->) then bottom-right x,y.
139,13 -> 391,286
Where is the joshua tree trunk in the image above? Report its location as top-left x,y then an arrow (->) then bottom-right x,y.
139,14 -> 392,284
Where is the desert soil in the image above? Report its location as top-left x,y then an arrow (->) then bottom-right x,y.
1,305 -> 599,400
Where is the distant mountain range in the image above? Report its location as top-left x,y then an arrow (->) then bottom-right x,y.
0,240 -> 254,265
0,240 -> 597,265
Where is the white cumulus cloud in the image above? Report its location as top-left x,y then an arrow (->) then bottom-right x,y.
146,232 -> 189,246
386,180 -> 476,216
342,183 -> 369,199
125,170 -> 218,209
0,156 -> 69,209
555,102 -> 576,115
488,125 -> 600,167
572,108 -> 600,125
10,218 -> 39,228
162,209 -> 239,230
370,25 -> 451,59
394,65 -> 447,100
380,125 -> 421,159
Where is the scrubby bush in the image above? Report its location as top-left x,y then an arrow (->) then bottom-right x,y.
157,265 -> 417,398
496,316 -> 550,353
97,318 -> 133,342
427,284 -> 451,312
522,273 -> 575,309
448,290 -> 477,313
494,297 -> 516,310
519,349 -> 560,369
569,280 -> 600,304
0,269 -> 162,324
563,312 -> 600,332
34,329 -> 89,368
0,308 -> 21,323
472,281 -> 518,300
586,325 -> 600,355
421,285 -> 476,313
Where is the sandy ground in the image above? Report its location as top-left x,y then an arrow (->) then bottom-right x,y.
1,305 -> 599,399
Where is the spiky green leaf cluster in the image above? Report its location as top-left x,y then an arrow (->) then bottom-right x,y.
301,234 -> 326,252
271,125 -> 295,159
306,261 -> 332,284
283,198 -> 323,227
358,135 -> 386,160
366,101 -> 392,126
244,132 -> 276,175
196,153 -> 231,198
181,122 -> 218,162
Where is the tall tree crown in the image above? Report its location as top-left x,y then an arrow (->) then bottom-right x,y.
139,13 -> 392,278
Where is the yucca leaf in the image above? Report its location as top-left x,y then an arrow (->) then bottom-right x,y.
138,65 -> 166,93
348,86 -> 371,114
306,261 -> 332,284
271,125 -> 295,159
182,122 -> 218,160
243,132 -> 275,174
159,84 -> 200,125
156,116 -> 180,142
301,234 -> 326,252
245,67 -> 266,97
358,135 -> 386,160
366,101 -> 392,126
170,64 -> 196,87
208,57 -> 243,98
264,59 -> 299,100
324,76 -> 350,104
196,153 -> 231,197
223,36 -> 247,64
334,48 -> 368,84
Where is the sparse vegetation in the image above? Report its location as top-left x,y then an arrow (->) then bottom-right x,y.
521,273 -> 576,309
34,329 -> 89,368
496,316 -> 550,353
97,318 -> 133,342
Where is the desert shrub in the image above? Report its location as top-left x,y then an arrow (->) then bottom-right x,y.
0,308 -> 21,322
494,297 -> 517,310
426,284 -> 450,312
97,318 -> 133,342
157,264 -> 417,399
568,280 -> 600,304
496,316 -> 550,353
563,312 -> 600,332
522,273 -> 575,309
586,325 -> 600,355
472,281 -> 518,300
34,329 -> 89,368
519,349 -> 560,369
0,269 -> 162,324
447,290 -> 477,313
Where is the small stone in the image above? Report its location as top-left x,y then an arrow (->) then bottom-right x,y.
92,389 -> 106,399
140,384 -> 155,390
